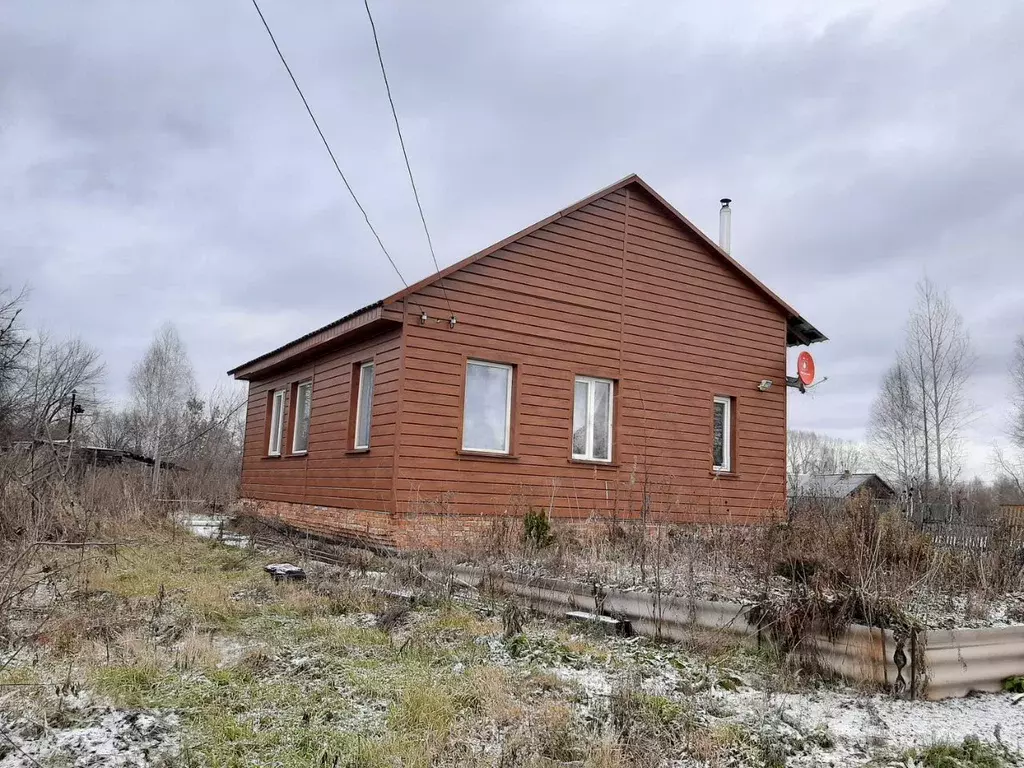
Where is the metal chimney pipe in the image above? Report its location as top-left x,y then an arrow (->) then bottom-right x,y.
719,198 -> 732,254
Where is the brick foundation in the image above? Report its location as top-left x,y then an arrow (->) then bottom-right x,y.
241,499 -> 398,549
240,498 -> 775,552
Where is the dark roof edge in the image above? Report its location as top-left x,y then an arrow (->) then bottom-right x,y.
226,300 -> 383,377
227,174 -> 827,377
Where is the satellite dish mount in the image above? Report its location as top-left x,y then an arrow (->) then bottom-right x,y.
787,351 -> 817,394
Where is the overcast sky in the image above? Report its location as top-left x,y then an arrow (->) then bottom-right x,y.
2,1 -> 1022,478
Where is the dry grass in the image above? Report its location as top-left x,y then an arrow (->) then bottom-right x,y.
3,517 -> 835,768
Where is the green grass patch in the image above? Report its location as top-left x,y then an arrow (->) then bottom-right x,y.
902,736 -> 1019,767
94,663 -> 168,708
1003,676 -> 1024,694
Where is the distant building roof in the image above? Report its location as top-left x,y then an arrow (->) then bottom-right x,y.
9,439 -> 184,471
790,472 -> 895,499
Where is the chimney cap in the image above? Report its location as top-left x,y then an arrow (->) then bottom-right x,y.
720,198 -> 732,206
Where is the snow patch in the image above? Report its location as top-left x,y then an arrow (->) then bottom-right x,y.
0,708 -> 179,768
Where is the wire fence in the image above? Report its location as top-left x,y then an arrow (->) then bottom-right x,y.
787,495 -> 1024,554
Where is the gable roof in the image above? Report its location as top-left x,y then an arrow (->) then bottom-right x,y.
790,473 -> 896,499
230,174 -> 825,378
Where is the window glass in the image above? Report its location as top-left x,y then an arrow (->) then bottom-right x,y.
592,380 -> 612,461
355,363 -> 375,449
268,390 -> 285,456
713,397 -> 731,471
292,382 -> 312,453
571,380 -> 588,456
572,376 -> 613,462
462,361 -> 512,453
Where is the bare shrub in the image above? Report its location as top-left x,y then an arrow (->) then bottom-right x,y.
609,677 -> 685,767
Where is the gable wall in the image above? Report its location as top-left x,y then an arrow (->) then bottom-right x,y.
394,183 -> 789,527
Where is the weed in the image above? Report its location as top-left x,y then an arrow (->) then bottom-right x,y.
501,600 -> 525,639
903,736 -> 1017,767
94,664 -> 165,707
523,508 -> 554,549
610,678 -> 686,765
1003,676 -> 1024,694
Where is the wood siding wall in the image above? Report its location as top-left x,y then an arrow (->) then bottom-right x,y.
395,183 -> 788,523
240,328 -> 402,511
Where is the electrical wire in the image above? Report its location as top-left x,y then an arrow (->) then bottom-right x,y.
164,399 -> 247,457
250,0 -> 409,289
362,0 -> 455,320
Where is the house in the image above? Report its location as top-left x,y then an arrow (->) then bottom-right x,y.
789,472 -> 897,501
228,175 -> 824,549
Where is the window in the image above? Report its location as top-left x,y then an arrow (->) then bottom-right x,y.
572,376 -> 613,462
354,362 -> 375,449
712,396 -> 732,472
462,360 -> 513,454
268,389 -> 285,456
291,381 -> 312,454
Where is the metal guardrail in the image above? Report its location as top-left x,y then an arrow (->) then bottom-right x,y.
925,625 -> 1024,699
439,564 -> 1021,701
242,526 -> 1022,702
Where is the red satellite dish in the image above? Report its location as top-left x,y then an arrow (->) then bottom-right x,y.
797,351 -> 815,386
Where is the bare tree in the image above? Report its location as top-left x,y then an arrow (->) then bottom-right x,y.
0,286 -> 30,443
902,277 -> 975,487
129,323 -> 196,495
169,385 -> 247,504
868,361 -> 925,491
994,334 -> 1024,496
14,333 -> 104,441
92,407 -> 144,452
787,430 -> 866,491
1011,334 -> 1024,449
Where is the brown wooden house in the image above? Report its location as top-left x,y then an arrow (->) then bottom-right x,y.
229,175 -> 824,548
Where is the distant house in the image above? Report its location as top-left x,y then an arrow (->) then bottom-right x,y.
228,175 -> 825,549
790,472 -> 896,502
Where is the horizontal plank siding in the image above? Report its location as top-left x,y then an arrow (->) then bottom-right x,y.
237,179 -> 796,543
394,184 -> 788,525
239,328 -> 402,513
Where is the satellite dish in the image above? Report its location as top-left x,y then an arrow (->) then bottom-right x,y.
797,351 -> 815,386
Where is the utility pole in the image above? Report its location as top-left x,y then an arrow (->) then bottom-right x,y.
67,389 -> 85,441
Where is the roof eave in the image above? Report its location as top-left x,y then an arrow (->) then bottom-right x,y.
786,315 -> 827,347
228,301 -> 397,381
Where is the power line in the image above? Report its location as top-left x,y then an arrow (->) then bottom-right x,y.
250,0 -> 409,289
165,399 -> 247,457
362,0 -> 455,319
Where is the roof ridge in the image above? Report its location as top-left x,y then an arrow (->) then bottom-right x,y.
230,174 -> 824,377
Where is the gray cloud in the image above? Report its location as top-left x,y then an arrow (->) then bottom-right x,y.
1,0 -> 1021,478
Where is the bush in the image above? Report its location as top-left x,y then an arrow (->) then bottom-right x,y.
903,735 -> 1012,768
523,508 -> 554,549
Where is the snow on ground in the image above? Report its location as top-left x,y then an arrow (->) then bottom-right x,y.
0,704 -> 179,768
767,688 -> 1024,753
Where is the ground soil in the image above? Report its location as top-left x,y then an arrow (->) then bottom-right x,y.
2,526 -> 1022,767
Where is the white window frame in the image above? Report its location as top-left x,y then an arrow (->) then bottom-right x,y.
291,381 -> 313,455
268,389 -> 285,456
353,361 -> 375,450
461,360 -> 513,455
572,376 -> 614,463
713,395 -> 732,472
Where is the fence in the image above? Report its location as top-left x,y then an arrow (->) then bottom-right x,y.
786,495 -> 1023,553
921,520 -> 1024,553
923,523 -> 993,552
